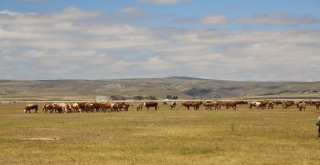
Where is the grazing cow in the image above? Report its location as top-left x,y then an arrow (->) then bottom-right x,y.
181,101 -> 193,110
298,102 -> 306,111
266,102 -> 274,109
203,101 -> 216,110
98,102 -> 113,112
193,101 -> 202,110
56,103 -> 68,113
71,103 -> 80,112
226,101 -> 238,110
170,102 -> 177,110
77,102 -> 86,112
282,101 -> 294,109
144,102 -> 159,111
216,101 -> 227,110
249,102 -> 261,109
181,101 -> 202,110
43,103 -> 55,113
24,104 -> 38,113
84,102 -> 95,112
121,102 -> 131,111
110,102 -> 129,112
136,103 -> 143,111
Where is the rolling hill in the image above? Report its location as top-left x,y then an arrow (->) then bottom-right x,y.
1,77 -> 320,101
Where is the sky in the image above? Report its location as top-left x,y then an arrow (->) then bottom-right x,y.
0,0 -> 320,81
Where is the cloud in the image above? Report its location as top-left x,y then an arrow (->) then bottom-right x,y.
139,0 -> 189,5
0,8 -> 319,81
237,13 -> 320,25
201,14 -> 228,24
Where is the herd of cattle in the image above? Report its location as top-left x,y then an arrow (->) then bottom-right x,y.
23,100 -> 320,113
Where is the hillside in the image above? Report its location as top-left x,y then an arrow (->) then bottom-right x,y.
1,77 -> 320,101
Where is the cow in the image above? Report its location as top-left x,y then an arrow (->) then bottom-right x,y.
77,102 -> 86,112
110,102 -> 129,112
56,103 -> 68,113
266,102 -> 274,109
282,101 -> 295,109
181,101 -> 202,110
43,103 -> 55,113
249,102 -> 261,109
98,102 -> 113,112
203,101 -> 216,110
144,102 -> 159,111
136,103 -> 143,111
181,101 -> 193,110
226,101 -> 238,110
120,102 -> 131,111
298,102 -> 306,111
170,102 -> 177,110
215,101 -> 227,110
24,104 -> 38,113
249,101 -> 272,110
84,102 -> 95,112
71,103 -> 80,112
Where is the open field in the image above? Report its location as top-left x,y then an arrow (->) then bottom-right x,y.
1,103 -> 320,164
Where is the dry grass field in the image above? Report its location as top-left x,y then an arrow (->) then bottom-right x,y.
1,103 -> 320,164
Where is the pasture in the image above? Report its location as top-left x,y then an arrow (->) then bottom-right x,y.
0,103 -> 320,164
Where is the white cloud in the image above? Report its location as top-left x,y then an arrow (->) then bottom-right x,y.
0,8 -> 319,81
237,13 -> 320,25
201,14 -> 228,24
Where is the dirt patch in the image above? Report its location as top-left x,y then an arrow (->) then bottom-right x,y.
21,137 -> 60,141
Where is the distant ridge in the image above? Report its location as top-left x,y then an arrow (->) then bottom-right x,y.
165,76 -> 206,80
1,78 -> 320,101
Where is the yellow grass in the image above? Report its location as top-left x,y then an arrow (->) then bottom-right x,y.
0,103 -> 320,164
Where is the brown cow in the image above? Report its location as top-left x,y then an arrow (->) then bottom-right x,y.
203,101 -> 216,110
121,102 -> 131,111
181,101 -> 202,110
99,102 -> 113,112
282,101 -> 294,109
144,102 -> 159,111
226,101 -> 238,110
181,101 -> 193,110
24,104 -> 38,113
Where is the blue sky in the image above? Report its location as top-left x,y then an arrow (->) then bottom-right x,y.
0,0 -> 320,80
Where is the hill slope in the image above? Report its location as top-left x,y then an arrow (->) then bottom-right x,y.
1,77 -> 320,101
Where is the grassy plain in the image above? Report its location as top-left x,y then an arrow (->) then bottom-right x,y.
0,103 -> 320,164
